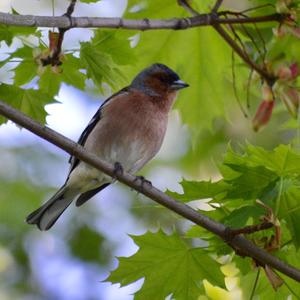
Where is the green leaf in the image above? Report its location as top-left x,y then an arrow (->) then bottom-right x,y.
80,42 -> 125,89
0,25 -> 38,46
61,54 -> 86,89
10,45 -> 37,86
240,268 -> 300,300
0,84 -> 55,124
0,25 -> 14,45
91,30 -> 136,65
107,230 -> 224,300
185,223 -> 232,255
14,62 -> 37,86
225,164 -> 278,200
167,179 -> 228,202
39,54 -> 86,96
38,68 -> 61,97
126,0 -> 186,18
223,205 -> 265,228
244,144 -> 300,177
172,146 -> 279,205
278,179 -> 300,248
80,0 -> 100,2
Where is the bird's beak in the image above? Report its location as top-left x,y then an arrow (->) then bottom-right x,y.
171,79 -> 189,90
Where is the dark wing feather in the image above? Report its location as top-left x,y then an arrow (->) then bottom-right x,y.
75,183 -> 110,207
68,87 -> 129,174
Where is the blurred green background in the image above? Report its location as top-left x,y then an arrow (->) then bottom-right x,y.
0,0 -> 299,299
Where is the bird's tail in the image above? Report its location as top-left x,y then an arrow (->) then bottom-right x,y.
26,185 -> 77,231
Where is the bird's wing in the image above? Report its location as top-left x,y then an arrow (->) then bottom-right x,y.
67,86 -> 130,174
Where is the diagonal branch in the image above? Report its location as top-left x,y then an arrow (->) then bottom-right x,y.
0,99 -> 300,283
0,11 -> 285,30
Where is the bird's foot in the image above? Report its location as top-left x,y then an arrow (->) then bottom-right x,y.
113,162 -> 124,178
134,176 -> 152,191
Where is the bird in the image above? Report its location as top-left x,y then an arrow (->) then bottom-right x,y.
26,63 -> 189,230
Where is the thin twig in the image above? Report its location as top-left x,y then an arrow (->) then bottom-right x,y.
241,4 -> 275,14
241,23 -> 264,60
227,222 -> 274,236
65,0 -> 76,16
231,49 -> 248,117
212,0 -> 223,13
0,100 -> 300,283
177,0 -> 198,16
247,68 -> 254,108
253,22 -> 267,63
227,21 -> 251,61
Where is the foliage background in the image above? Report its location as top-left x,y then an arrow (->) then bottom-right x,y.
1,0 -> 300,299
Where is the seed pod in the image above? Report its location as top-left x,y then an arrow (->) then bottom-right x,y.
277,65 -> 292,80
49,31 -> 60,55
253,100 -> 275,131
290,62 -> 299,79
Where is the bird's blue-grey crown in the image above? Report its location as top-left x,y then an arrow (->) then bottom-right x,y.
131,63 -> 189,94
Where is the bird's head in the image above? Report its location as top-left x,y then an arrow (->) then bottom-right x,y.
131,63 -> 189,97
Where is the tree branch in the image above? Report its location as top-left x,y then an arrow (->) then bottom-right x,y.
0,11 -> 284,30
0,100 -> 300,283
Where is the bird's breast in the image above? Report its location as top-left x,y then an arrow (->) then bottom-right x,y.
84,97 -> 168,173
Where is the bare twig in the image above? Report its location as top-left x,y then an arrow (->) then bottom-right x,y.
250,269 -> 261,300
226,222 -> 274,236
65,0 -> 77,17
212,0 -> 223,13
177,0 -> 199,16
0,100 -> 300,283
231,49 -> 248,117
0,11 -> 285,30
247,68 -> 254,108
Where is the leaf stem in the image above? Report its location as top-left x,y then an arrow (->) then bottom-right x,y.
249,268 -> 260,300
275,177 -> 284,217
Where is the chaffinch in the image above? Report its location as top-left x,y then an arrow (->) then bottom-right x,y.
26,63 -> 189,230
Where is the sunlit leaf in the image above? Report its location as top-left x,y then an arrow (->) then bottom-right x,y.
107,230 -> 224,299
167,178 -> 228,202
0,84 -> 55,124
80,42 -> 126,89
0,25 -> 37,46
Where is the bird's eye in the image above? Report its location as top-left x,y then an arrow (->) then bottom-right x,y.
155,73 -> 174,85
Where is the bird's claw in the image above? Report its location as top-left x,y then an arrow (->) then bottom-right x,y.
134,176 -> 152,191
113,162 -> 124,178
